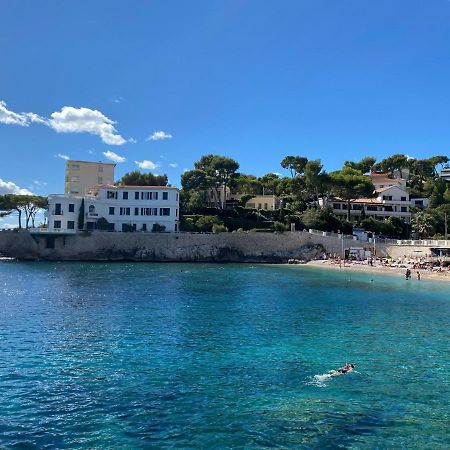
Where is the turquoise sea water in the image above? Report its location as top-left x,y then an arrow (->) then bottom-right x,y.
0,262 -> 449,449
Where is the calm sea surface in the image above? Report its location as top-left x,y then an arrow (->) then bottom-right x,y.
0,261 -> 449,449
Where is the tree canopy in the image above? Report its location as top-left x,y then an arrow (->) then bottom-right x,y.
117,171 -> 168,186
0,194 -> 48,229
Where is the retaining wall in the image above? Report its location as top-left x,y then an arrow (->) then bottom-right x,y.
0,230 -> 436,262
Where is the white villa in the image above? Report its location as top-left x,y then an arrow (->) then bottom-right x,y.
320,173 -> 412,223
47,185 -> 180,232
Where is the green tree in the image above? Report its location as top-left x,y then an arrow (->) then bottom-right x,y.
280,156 -> 308,178
443,185 -> 450,204
411,211 -> 436,239
192,154 -> 240,208
78,199 -> 85,230
329,167 -> 375,220
373,154 -> 409,178
96,217 -> 110,231
117,171 -> 168,186
0,194 -> 47,229
301,207 -> 352,234
195,215 -> 222,231
233,174 -> 262,195
304,159 -> 327,203
344,156 -> 376,174
259,173 -> 280,195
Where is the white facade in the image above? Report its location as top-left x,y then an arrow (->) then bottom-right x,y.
47,185 -> 180,232
321,184 -> 412,223
439,168 -> 450,181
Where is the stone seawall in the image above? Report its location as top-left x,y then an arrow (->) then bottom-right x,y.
0,231 -> 371,262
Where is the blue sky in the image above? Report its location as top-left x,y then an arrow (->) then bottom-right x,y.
2,0 -> 450,225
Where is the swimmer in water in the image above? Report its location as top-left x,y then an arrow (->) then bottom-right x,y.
328,363 -> 355,377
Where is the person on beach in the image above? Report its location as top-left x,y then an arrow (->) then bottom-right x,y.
417,271 -> 421,280
405,269 -> 411,280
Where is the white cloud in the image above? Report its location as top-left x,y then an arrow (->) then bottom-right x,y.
0,101 -> 46,126
49,106 -> 127,145
0,178 -> 33,195
135,160 -> 158,170
146,131 -> 172,141
55,153 -> 70,160
168,163 -> 178,168
103,150 -> 126,163
1,100 -> 131,146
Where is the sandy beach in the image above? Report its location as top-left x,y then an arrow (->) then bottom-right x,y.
303,259 -> 450,283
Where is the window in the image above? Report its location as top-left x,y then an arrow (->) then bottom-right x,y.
153,208 -> 158,216
54,203 -> 62,215
160,208 -> 170,216
108,223 -> 115,231
415,200 -> 423,206
67,221 -> 75,229
135,191 -> 140,200
109,207 -> 115,215
163,192 -> 168,200
107,191 -> 117,199
153,192 -> 158,200
382,195 -> 393,201
68,203 -> 75,212
71,190 -> 79,194
98,165 -> 103,172
71,176 -> 80,182
401,207 -> 408,212
401,196 -> 407,201
176,209 -> 178,217
142,224 -> 147,232
54,220 -> 61,229
333,203 -> 341,210
98,177 -> 103,184
134,207 -> 139,215
367,206 -> 378,211
384,206 -> 393,212
176,193 -> 179,202
258,203 -> 262,209
264,203 -> 268,210
120,207 -> 130,215
71,164 -> 80,170
123,191 -> 128,200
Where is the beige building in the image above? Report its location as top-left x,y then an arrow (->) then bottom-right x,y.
245,195 -> 282,210
65,160 -> 115,195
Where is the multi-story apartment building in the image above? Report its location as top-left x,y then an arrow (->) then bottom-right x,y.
47,185 -> 180,232
65,160 -> 115,195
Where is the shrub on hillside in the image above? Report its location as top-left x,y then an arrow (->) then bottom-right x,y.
152,223 -> 166,232
273,221 -> 288,232
212,224 -> 228,233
